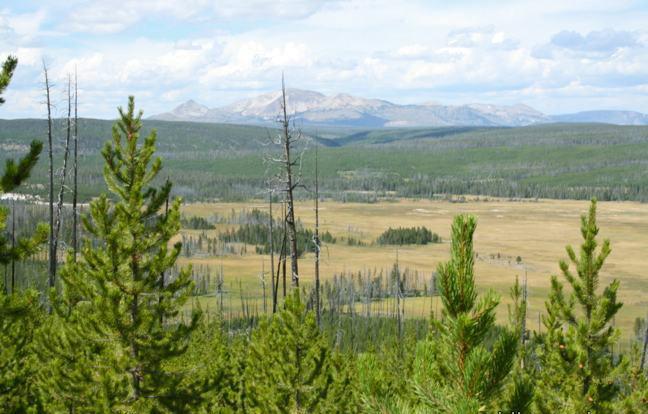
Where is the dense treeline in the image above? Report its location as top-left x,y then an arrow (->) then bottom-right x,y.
3,118 -> 648,203
1,63 -> 646,412
180,215 -> 215,230
219,222 -> 335,256
376,226 -> 440,245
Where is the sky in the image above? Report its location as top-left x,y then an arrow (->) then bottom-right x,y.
0,0 -> 647,119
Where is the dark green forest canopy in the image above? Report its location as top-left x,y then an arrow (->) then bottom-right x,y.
376,226 -> 441,245
2,118 -> 648,201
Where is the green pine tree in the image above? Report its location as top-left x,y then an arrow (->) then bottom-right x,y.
508,275 -> 527,349
168,319 -> 242,413
536,199 -> 627,413
411,214 -> 526,413
0,55 -> 47,271
35,292 -> 116,413
50,96 -> 200,412
37,231 -> 104,410
356,342 -> 416,413
613,342 -> 648,412
0,55 -> 48,412
0,289 -> 44,412
0,254 -> 44,412
0,55 -> 18,105
0,140 -> 47,271
244,291 -> 358,413
504,275 -> 535,413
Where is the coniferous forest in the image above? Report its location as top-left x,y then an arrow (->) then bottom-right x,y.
1,52 -> 648,414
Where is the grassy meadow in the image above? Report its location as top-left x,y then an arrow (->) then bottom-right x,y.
179,196 -> 648,344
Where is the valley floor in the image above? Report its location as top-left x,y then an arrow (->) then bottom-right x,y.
179,196 -> 648,343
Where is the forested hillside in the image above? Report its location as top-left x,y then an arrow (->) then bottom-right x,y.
2,118 -> 648,202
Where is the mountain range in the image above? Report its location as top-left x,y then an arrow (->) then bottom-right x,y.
150,89 -> 648,128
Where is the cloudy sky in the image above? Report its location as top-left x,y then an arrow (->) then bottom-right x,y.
1,0 -> 647,118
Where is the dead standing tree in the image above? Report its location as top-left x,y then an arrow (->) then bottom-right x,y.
280,77 -> 300,287
268,189 -> 278,313
42,60 -> 55,288
52,75 -> 73,273
281,201 -> 288,295
313,143 -> 321,326
266,75 -> 304,289
72,68 -> 79,260
262,146 -> 282,313
641,310 -> 648,373
391,251 -> 403,342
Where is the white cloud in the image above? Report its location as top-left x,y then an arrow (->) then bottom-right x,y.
551,29 -> 641,55
396,44 -> 428,58
199,40 -> 313,85
0,14 -> 14,40
1,87 -> 43,117
62,0 -> 343,34
5,9 -> 46,40
1,0 -> 648,117
67,7 -> 139,34
13,47 -> 43,66
0,8 -> 46,47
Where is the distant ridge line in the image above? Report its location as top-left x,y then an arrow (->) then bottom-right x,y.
150,88 -> 648,128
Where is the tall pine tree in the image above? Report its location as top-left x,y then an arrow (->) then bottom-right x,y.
411,214 -> 529,413
536,199 -> 627,413
52,96 -> 200,412
0,55 -> 48,412
0,55 -> 47,272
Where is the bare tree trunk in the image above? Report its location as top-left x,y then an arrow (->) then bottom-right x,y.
43,61 -> 55,289
10,199 -> 15,293
521,269 -> 528,369
395,252 -> 402,342
282,200 -> 287,297
641,311 -> 648,373
239,280 -> 246,322
261,260 -> 267,314
159,184 -> 169,324
279,76 -> 299,287
219,261 -> 224,313
273,237 -> 283,310
269,193 -> 277,313
282,238 -> 287,297
522,269 -> 528,345
313,144 -> 321,326
53,75 -> 73,276
72,68 -> 79,260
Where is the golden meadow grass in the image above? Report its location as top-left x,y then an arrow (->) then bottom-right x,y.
179,197 -> 648,343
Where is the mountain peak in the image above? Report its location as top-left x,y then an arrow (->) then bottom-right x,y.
172,99 -> 209,118
322,93 -> 392,110
149,89 -> 648,127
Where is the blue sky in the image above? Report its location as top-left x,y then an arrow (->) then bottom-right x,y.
1,0 -> 647,118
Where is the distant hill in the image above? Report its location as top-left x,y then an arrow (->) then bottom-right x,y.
151,88 -> 648,128
3,119 -> 648,202
0,118 -> 279,153
550,110 -> 648,125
